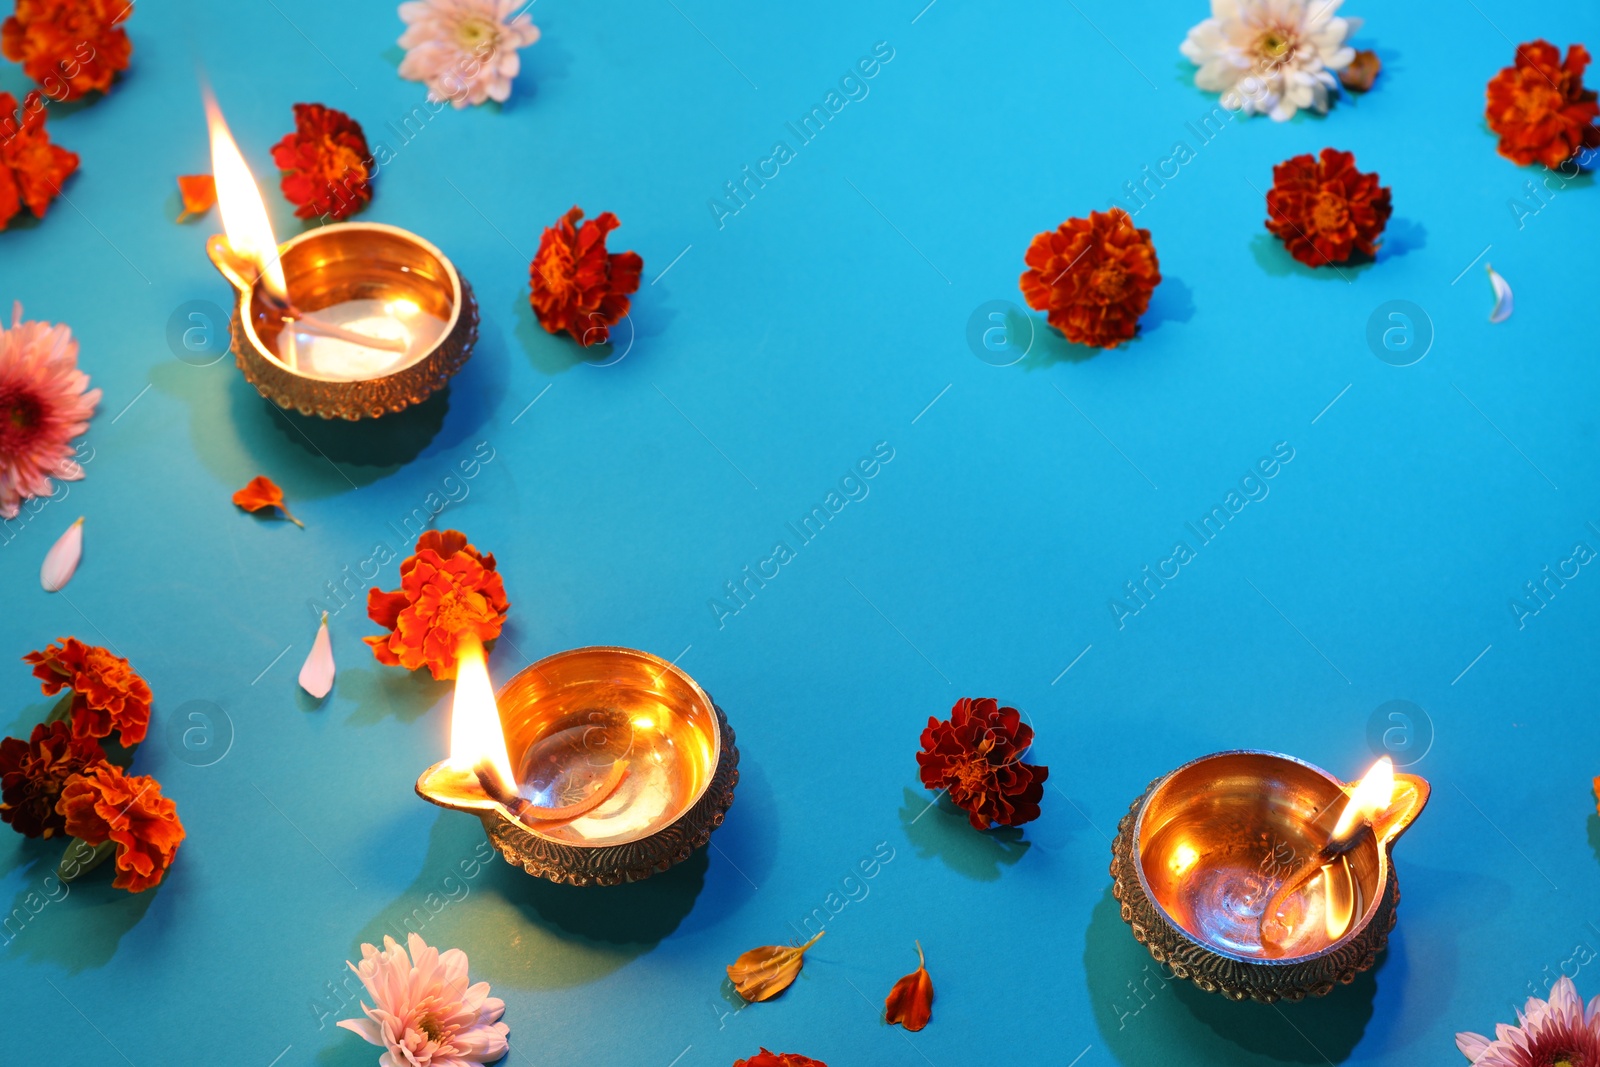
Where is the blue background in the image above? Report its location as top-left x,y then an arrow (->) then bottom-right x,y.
3,1 -> 1600,1064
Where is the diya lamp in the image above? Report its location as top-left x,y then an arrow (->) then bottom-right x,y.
203,97 -> 476,420
1111,751 -> 1428,1002
416,638 -> 739,886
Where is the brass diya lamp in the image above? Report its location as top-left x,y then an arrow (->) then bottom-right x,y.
1110,751 -> 1428,1002
417,639 -> 739,887
203,98 -> 475,420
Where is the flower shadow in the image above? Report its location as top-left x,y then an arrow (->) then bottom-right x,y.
2,848 -> 159,973
1250,233 -> 1379,281
1377,218 -> 1427,262
897,785 -> 1030,880
1587,812 -> 1600,867
340,663 -> 448,727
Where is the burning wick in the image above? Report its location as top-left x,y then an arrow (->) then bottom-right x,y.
1258,757 -> 1395,953
473,759 -> 630,827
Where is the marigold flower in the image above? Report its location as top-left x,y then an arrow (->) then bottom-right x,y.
1486,41 -> 1600,169
917,697 -> 1049,830
0,90 -> 79,230
271,103 -> 374,221
733,1052 -> 828,1067
366,530 -> 510,680
0,720 -> 106,838
0,0 -> 133,101
529,206 -> 643,347
1020,208 -> 1161,349
25,637 -> 153,746
1265,148 -> 1391,267
57,762 -> 183,892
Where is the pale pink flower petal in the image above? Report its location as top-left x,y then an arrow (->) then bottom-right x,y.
299,611 -> 336,698
40,515 -> 83,592
1487,264 -> 1514,323
397,0 -> 540,109
1455,1030 -> 1492,1062
0,304 -> 99,520
338,933 -> 508,1066
1455,977 -> 1600,1066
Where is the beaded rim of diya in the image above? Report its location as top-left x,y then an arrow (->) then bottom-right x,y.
1109,750 -> 1428,1003
203,98 -> 476,421
416,643 -> 740,888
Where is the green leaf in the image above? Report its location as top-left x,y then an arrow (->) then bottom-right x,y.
58,837 -> 114,882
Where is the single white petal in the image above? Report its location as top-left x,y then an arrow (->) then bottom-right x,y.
1487,265 -> 1514,323
299,612 -> 336,698
40,517 -> 83,592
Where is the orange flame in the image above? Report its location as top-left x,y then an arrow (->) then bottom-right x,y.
447,634 -> 517,795
1331,756 -> 1395,842
204,93 -> 287,301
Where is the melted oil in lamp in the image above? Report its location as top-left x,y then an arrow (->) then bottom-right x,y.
202,95 -> 476,420
416,639 -> 739,887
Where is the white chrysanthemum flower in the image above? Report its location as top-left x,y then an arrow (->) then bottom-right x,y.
398,0 -> 541,109
1179,0 -> 1361,121
337,934 -> 510,1066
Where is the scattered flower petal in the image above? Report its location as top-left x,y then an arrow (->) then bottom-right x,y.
1486,41 -> 1600,169
0,720 -> 106,839
1265,148 -> 1392,267
39,515 -> 82,592
1340,49 -> 1381,91
232,475 -> 303,528
733,1052 -> 827,1067
1020,208 -> 1161,350
1487,264 -> 1514,323
398,0 -> 541,109
529,206 -> 643,347
917,697 -> 1049,830
1179,0 -> 1362,121
727,931 -> 824,1003
175,174 -> 216,222
271,103 -> 373,221
0,0 -> 133,101
1454,976 -> 1600,1065
58,762 -> 184,893
0,91 -> 80,229
365,530 -> 510,681
24,636 -> 151,746
300,612 -> 335,698
337,933 -> 509,1066
0,304 -> 97,520
884,941 -> 934,1032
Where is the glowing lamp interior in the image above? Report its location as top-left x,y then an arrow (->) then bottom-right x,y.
205,94 -> 287,301
447,634 -> 516,794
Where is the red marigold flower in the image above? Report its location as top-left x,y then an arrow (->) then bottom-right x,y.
271,103 -> 373,222
0,720 -> 106,838
1486,41 -> 1600,169
25,637 -> 152,746
365,529 -> 510,681
1265,148 -> 1392,268
0,90 -> 79,230
733,1051 -> 827,1067
916,697 -> 1049,831
1019,208 -> 1161,350
57,762 -> 184,893
529,206 -> 643,347
0,0 -> 133,102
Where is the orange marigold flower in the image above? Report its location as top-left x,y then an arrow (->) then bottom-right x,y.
529,206 -> 643,347
1,0 -> 133,101
0,720 -> 105,839
1265,148 -> 1392,268
0,89 -> 79,230
1486,41 -> 1600,169
58,762 -> 184,893
733,1052 -> 827,1067
271,103 -> 373,222
24,637 -> 153,746
1020,208 -> 1161,350
365,529 -> 510,681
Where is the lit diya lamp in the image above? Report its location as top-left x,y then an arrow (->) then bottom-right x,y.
203,96 -> 476,420
416,638 -> 739,886
1110,751 -> 1428,1002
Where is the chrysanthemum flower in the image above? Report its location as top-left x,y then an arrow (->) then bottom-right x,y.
1180,0 -> 1361,121
271,103 -> 374,221
917,698 -> 1049,830
366,530 -> 510,681
398,0 -> 540,109
0,720 -> 106,839
1020,208 -> 1161,350
338,933 -> 510,1067
0,303 -> 97,519
0,0 -> 133,101
25,637 -> 153,746
57,762 -> 184,893
1265,147 -> 1392,267
0,90 -> 79,230
1486,41 -> 1600,169
529,207 -> 643,347
1457,976 -> 1600,1066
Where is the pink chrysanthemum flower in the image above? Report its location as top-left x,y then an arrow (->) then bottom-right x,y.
1457,976 -> 1600,1067
337,933 -> 510,1067
398,0 -> 540,109
0,303 -> 98,520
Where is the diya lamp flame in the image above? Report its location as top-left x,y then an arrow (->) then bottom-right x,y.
1329,756 -> 1395,846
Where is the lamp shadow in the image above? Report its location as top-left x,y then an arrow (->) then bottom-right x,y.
1085,886 -> 1377,1065
897,786 -> 1030,880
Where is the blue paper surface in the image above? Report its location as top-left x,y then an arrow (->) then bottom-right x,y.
4,1 -> 1600,1063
